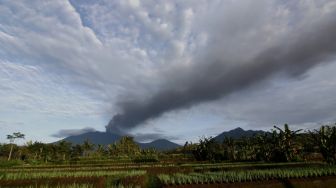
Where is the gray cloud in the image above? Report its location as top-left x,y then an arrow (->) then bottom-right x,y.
216,61 -> 336,130
106,6 -> 336,134
51,127 -> 96,138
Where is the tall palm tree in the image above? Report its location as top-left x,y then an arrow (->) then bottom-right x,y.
7,132 -> 25,161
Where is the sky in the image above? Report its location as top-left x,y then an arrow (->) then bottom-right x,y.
1,0 -> 336,144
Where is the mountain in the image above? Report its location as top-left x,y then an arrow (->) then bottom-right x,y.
138,139 -> 181,151
62,131 -> 121,145
213,127 -> 266,142
61,127 -> 265,150
61,131 -> 180,151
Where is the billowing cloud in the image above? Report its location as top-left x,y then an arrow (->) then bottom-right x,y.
216,62 -> 336,130
106,1 -> 336,134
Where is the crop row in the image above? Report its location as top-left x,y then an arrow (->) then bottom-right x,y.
1,162 -> 323,176
24,183 -> 94,188
4,162 -> 175,170
183,161 -> 321,168
0,170 -> 146,180
2,183 -> 94,188
158,166 -> 336,185
179,161 -> 295,167
193,163 -> 324,172
3,161 -> 319,172
0,163 -> 176,173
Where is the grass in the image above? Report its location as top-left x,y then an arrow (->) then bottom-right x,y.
0,170 -> 146,180
1,160 -> 335,187
158,166 -> 336,185
24,183 -> 94,188
0,160 -> 24,168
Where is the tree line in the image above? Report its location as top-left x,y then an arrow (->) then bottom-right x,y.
182,124 -> 336,164
1,124 -> 335,164
0,136 -> 157,164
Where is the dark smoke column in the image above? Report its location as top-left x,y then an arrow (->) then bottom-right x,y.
106,11 -> 336,134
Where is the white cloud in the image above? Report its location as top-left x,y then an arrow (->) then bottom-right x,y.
0,60 -> 104,116
128,0 -> 140,8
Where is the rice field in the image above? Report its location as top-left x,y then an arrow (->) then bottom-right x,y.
1,160 -> 335,188
0,170 -> 145,180
158,166 -> 336,185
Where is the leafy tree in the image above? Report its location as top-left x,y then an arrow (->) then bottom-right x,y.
107,143 -> 117,156
310,125 -> 336,164
40,144 -> 53,163
273,124 -> 301,161
26,141 -> 45,161
236,137 -> 256,161
134,148 -> 159,163
193,137 -> 223,162
57,141 -> 72,161
7,132 -> 25,161
82,139 -> 94,157
96,144 -> 108,157
70,144 -> 83,159
115,136 -> 140,156
254,133 -> 273,161
223,137 -> 235,161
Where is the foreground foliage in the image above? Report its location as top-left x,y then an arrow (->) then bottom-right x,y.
0,161 -> 335,187
158,166 -> 336,185
0,170 -> 145,180
310,125 -> 336,164
183,124 -> 336,164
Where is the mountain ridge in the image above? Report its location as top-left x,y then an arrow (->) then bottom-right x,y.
59,127 -> 267,151
61,131 -> 180,151
213,127 -> 267,142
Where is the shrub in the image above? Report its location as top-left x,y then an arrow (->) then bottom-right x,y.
133,155 -> 159,163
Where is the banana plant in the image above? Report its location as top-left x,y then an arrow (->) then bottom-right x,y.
273,124 -> 302,161
310,125 -> 336,164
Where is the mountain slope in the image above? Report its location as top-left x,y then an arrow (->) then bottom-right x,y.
213,127 -> 266,142
60,127 -> 264,150
62,131 -> 121,145
138,139 -> 181,151
60,131 -> 180,151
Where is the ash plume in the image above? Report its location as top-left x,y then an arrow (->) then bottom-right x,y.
106,11 -> 336,134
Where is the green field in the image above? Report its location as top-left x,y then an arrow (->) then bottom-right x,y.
1,160 -> 336,188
